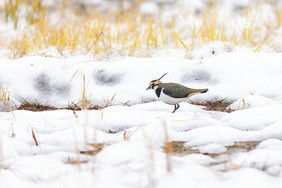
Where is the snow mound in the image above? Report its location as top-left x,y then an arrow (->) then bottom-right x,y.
257,139 -> 282,150
186,41 -> 229,60
229,95 -> 276,110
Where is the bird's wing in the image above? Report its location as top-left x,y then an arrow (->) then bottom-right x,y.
162,84 -> 190,98
162,83 -> 208,99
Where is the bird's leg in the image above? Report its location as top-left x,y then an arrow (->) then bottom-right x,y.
172,104 -> 180,113
176,104 -> 180,112
172,105 -> 176,113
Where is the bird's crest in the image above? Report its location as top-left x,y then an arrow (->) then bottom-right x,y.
158,72 -> 168,80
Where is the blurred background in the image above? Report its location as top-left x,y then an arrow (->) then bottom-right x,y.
1,0 -> 282,59
12,0 -> 281,14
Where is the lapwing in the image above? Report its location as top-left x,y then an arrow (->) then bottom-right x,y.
146,73 -> 208,113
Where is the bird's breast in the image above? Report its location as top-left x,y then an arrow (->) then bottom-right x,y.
159,88 -> 186,105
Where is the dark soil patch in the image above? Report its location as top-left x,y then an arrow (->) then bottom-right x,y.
18,103 -> 57,111
15,98 -> 235,112
226,141 -> 261,152
17,101 -> 103,111
163,141 -> 200,155
107,129 -> 119,134
164,141 -> 261,156
66,102 -> 101,111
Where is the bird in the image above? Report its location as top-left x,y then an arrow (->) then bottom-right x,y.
146,73 -> 208,113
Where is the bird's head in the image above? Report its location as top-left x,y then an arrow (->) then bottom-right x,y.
146,73 -> 168,90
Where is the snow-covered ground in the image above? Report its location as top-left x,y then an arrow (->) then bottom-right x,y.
1,0 -> 282,187
1,52 -> 282,187
1,52 -> 282,108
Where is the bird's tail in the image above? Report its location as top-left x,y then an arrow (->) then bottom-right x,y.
199,88 -> 208,93
187,88 -> 208,98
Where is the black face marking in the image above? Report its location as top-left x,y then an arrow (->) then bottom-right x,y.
155,87 -> 162,98
152,83 -> 160,90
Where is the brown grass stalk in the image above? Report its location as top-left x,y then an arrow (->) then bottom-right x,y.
31,128 -> 39,146
162,120 -> 172,172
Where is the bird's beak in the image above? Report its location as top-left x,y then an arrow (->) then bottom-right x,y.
146,86 -> 150,90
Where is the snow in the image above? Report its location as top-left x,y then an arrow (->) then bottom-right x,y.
0,52 -> 282,108
186,41 -> 230,59
139,2 -> 159,16
1,0 -> 282,187
0,51 -> 282,187
229,95 -> 276,110
198,143 -> 227,154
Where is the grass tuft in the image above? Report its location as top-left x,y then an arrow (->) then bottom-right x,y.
190,98 -> 234,112
18,100 -> 56,111
80,143 -> 107,156
0,85 -> 10,102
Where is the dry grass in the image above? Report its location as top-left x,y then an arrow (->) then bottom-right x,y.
0,86 -> 11,102
4,0 -> 44,28
142,129 -> 156,188
164,140 -> 260,157
16,93 -> 115,111
18,100 -> 56,111
0,85 -> 16,112
3,1 -> 282,59
190,98 -> 234,112
163,141 -> 200,155
79,74 -> 92,110
15,98 -> 234,112
80,143 -> 107,156
31,128 -> 39,146
162,121 -> 172,172
226,141 -> 261,152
